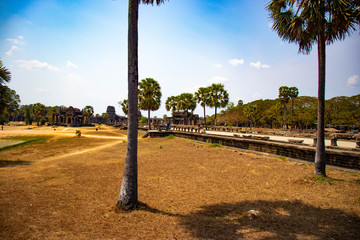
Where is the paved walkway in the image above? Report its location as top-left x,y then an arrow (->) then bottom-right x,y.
205,131 -> 357,149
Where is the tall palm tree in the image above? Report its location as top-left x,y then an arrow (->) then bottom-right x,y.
177,93 -> 196,113
208,83 -> 229,125
267,0 -> 359,176
82,105 -> 94,124
119,99 -> 129,116
0,61 -> 12,115
165,96 -> 178,113
195,87 -> 210,125
138,78 -> 162,130
117,0 -> 166,210
289,87 -> 299,131
32,103 -> 46,126
0,61 -> 11,86
279,86 -> 290,130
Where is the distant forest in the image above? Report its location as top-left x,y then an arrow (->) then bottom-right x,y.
212,94 -> 360,129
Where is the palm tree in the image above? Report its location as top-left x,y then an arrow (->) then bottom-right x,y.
138,78 -> 162,130
0,61 -> 12,115
208,83 -> 229,125
267,0 -> 359,176
32,103 -> 46,126
82,105 -> 94,124
0,61 -> 11,86
117,0 -> 166,210
279,86 -> 290,130
177,93 -> 196,113
195,87 -> 210,125
165,96 -> 178,113
289,87 -> 299,131
119,99 -> 129,116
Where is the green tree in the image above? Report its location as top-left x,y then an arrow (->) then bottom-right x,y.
267,0 -> 359,176
195,87 -> 210,125
83,105 -> 94,124
0,61 -> 14,115
177,93 -> 196,113
138,78 -> 162,130
243,104 -> 257,129
117,0 -> 167,211
119,99 -> 129,116
24,105 -> 33,125
32,103 -> 46,126
208,83 -> 229,125
165,96 -> 178,112
289,87 -> 299,131
279,86 -> 290,129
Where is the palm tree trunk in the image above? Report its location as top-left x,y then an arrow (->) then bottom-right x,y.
315,25 -> 326,176
117,0 -> 139,209
214,106 -> 217,125
291,99 -> 294,132
148,109 -> 151,130
203,106 -> 206,125
283,102 -> 286,130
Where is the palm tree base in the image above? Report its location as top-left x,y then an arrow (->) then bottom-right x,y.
115,201 -> 138,212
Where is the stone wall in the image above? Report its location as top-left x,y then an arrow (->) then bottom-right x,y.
145,130 -> 360,170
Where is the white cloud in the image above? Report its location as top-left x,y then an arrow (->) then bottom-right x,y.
347,75 -> 359,87
250,61 -> 271,69
213,63 -> 222,68
16,59 -> 59,71
6,36 -> 24,45
66,61 -> 79,69
6,46 -> 19,56
209,76 -> 229,84
229,58 -> 244,67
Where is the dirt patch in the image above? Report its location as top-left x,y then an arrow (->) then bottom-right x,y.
0,127 -> 359,239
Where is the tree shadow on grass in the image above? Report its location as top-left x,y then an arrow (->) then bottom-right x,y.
0,160 -> 32,168
178,200 -> 360,240
139,200 -> 360,240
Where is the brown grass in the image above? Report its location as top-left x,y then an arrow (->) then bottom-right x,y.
0,126 -> 359,239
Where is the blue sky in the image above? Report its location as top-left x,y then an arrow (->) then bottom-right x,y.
1,0 -> 359,117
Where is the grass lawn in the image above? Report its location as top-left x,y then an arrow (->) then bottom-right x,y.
0,126 -> 359,239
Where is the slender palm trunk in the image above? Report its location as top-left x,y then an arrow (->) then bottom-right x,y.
117,0 -> 139,209
148,109 -> 151,130
291,99 -> 294,132
315,25 -> 326,176
283,102 -> 286,130
214,106 -> 217,125
203,105 -> 206,125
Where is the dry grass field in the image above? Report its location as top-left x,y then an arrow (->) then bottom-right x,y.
0,126 -> 359,239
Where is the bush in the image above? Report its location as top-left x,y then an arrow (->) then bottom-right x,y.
75,130 -> 81,137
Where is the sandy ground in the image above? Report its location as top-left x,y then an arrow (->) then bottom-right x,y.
0,126 -> 359,239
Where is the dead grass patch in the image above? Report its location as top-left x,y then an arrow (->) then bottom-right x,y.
0,127 -> 359,239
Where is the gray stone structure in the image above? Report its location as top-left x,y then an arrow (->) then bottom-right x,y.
53,106 -> 84,127
166,111 -> 199,125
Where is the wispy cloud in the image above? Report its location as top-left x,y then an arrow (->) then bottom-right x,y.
250,61 -> 271,69
229,58 -> 244,67
66,60 -> 79,69
6,46 -> 19,56
63,73 -> 85,87
347,75 -> 359,87
213,63 -> 222,68
6,36 -> 24,45
16,59 -> 59,71
209,76 -> 228,84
